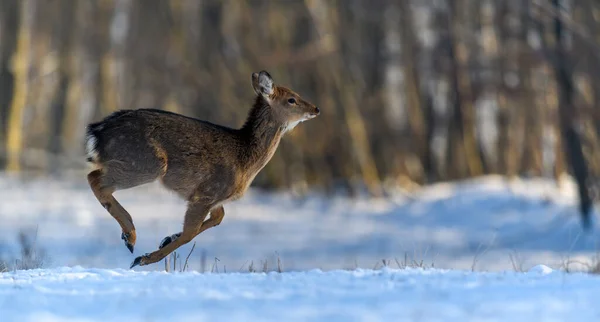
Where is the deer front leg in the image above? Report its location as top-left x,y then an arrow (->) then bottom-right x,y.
130,202 -> 212,268
87,170 -> 137,253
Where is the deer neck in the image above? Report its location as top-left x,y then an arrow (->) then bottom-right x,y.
239,97 -> 285,172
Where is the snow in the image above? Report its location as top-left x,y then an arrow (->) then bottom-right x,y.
528,264 -> 554,275
2,266 -> 600,321
1,173 -> 600,320
1,173 -> 598,273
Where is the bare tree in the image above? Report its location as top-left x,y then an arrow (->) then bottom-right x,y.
550,0 -> 593,228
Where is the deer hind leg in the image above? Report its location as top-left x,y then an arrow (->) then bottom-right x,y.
87,169 -> 137,253
130,202 -> 213,268
158,206 -> 225,249
199,205 -> 225,233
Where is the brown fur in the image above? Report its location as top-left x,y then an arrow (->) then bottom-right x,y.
84,71 -> 319,268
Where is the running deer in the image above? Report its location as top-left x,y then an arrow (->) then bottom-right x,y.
85,71 -> 320,269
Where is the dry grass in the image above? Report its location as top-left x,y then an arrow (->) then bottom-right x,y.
161,246 -> 286,274
211,257 -> 221,273
0,228 -> 49,272
471,233 -> 497,271
241,253 -> 284,273
164,242 -> 197,273
558,252 -> 600,274
368,252 -> 436,271
161,249 -> 439,274
508,250 -> 525,272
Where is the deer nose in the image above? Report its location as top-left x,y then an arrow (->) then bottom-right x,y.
314,107 -> 320,115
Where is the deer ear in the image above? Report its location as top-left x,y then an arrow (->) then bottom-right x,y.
252,70 -> 274,97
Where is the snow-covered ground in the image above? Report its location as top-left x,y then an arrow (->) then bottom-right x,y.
0,172 -> 599,273
2,265 -> 600,321
2,172 -> 600,321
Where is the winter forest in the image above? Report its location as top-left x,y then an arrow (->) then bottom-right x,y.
0,0 -> 598,215
3,1 -> 600,320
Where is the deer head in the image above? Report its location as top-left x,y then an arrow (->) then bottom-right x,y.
251,70 -> 320,132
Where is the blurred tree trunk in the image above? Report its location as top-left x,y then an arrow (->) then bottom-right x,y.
494,0 -> 509,175
6,0 -> 35,172
551,0 -> 592,228
576,1 -> 600,177
476,0 -> 498,174
413,3 -> 439,183
63,0 -> 104,161
339,1 -> 384,196
517,1 -> 542,176
0,0 -> 19,169
398,0 -> 427,184
305,0 -> 383,197
428,7 -> 452,181
302,0 -> 353,194
171,0 -> 202,117
47,0 -> 74,172
24,1 -> 62,170
100,0 -> 132,119
592,0 -> 600,143
380,0 -> 410,186
130,0 -> 174,111
495,0 -> 527,178
446,0 -> 484,179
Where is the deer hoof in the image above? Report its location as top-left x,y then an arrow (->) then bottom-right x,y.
121,232 -> 134,253
159,233 -> 181,249
130,253 -> 150,269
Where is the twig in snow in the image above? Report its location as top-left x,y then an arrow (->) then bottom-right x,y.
211,257 -> 220,273
183,242 -> 196,272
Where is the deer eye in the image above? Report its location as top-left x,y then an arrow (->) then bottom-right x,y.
287,98 -> 296,104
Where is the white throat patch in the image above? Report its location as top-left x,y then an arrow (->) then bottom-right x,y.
283,119 -> 305,133
283,113 -> 317,133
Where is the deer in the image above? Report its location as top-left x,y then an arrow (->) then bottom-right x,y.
84,70 -> 320,269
